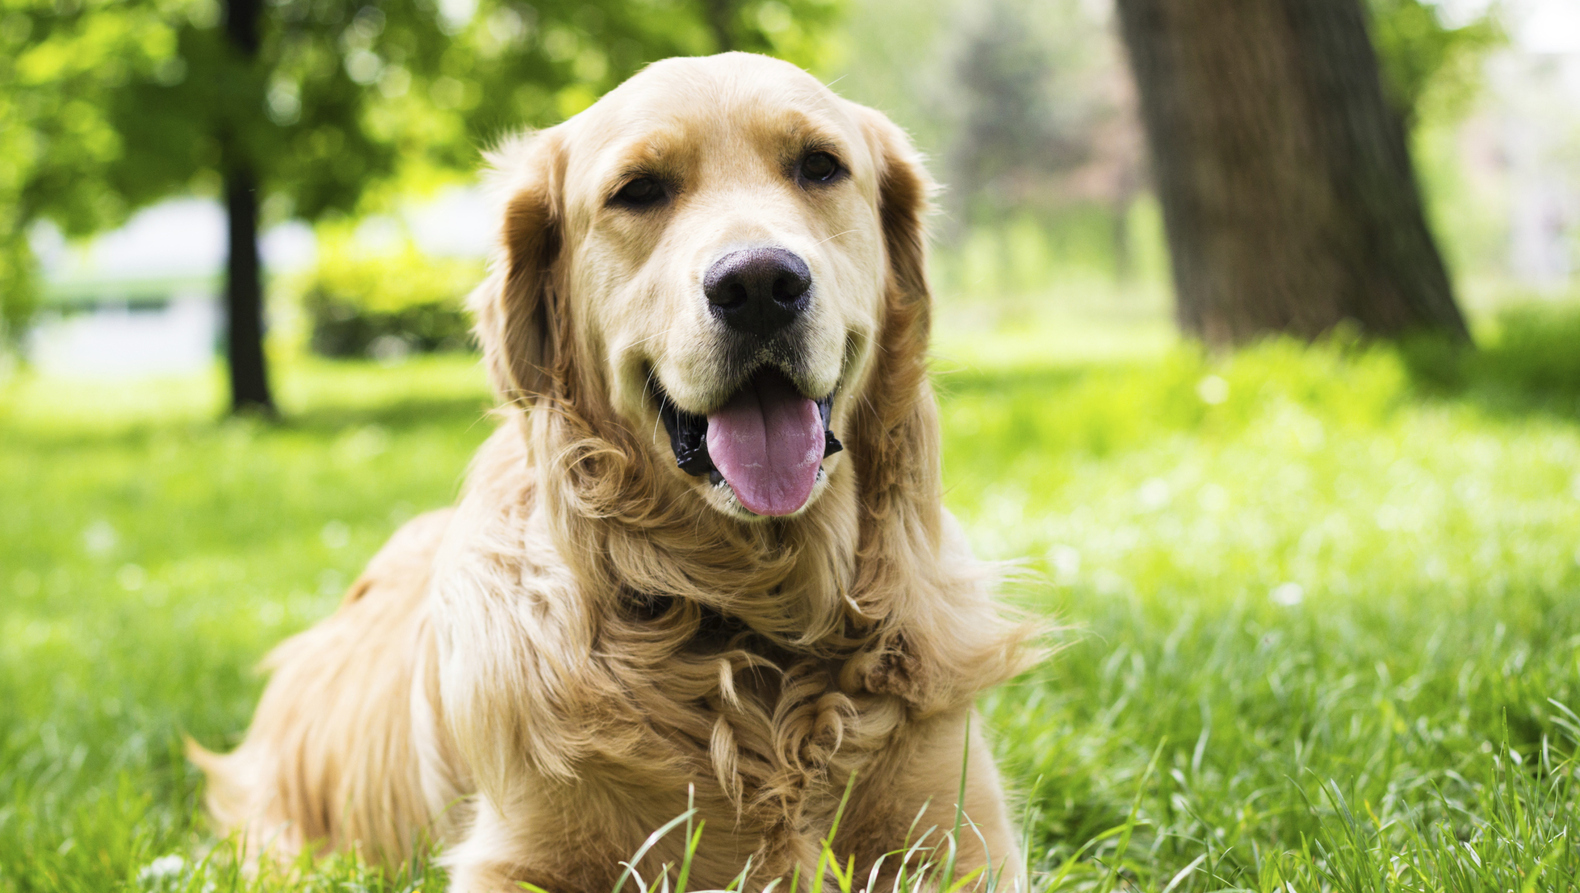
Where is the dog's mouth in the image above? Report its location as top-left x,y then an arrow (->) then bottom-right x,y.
656,367 -> 842,517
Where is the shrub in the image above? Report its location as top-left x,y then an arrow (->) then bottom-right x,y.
1480,301 -> 1580,398
301,240 -> 483,359
1401,299 -> 1580,412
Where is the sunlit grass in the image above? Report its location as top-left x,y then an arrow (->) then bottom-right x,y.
3,303 -> 1580,891
945,333 -> 1580,890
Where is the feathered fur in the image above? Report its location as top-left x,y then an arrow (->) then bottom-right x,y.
191,53 -> 1040,893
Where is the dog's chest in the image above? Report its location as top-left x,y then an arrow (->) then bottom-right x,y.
602,599 -> 907,856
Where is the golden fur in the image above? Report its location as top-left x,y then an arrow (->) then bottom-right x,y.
191,53 -> 1038,892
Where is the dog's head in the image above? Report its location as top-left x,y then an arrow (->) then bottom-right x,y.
472,53 -> 932,522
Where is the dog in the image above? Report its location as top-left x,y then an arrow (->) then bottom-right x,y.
191,52 -> 1037,892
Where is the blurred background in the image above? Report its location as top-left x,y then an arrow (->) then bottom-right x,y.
3,0 -> 1576,386
7,0 -> 1580,889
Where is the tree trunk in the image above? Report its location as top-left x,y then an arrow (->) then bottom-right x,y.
224,163 -> 274,414
1113,0 -> 1470,346
223,0 -> 274,414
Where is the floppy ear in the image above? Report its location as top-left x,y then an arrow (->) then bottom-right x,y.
848,111 -> 940,512
844,118 -> 1037,713
847,108 -> 939,530
864,109 -> 935,347
469,129 -> 566,405
842,110 -> 947,699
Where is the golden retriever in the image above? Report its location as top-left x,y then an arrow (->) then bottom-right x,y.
191,52 -> 1037,892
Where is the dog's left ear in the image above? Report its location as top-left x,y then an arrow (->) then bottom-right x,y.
843,108 -> 951,709
845,106 -> 938,538
470,129 -> 567,405
846,107 -> 938,510
859,108 -> 935,345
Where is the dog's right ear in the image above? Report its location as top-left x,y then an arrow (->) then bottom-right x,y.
470,129 -> 566,405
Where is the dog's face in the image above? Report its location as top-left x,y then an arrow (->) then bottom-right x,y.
475,54 -> 928,521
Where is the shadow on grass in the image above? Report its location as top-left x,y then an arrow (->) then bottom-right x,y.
285,395 -> 496,435
1403,302 -> 1580,421
0,393 -> 495,453
934,363 -> 1095,397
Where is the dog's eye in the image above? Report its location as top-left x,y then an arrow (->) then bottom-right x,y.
613,176 -> 667,208
799,151 -> 841,184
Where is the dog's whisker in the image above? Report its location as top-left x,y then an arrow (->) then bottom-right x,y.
643,364 -> 665,443
627,330 -> 669,350
812,229 -> 857,247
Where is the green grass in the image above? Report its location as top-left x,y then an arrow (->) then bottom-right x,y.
4,306 -> 1580,891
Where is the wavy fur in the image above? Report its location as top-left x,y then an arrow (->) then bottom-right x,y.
192,53 -> 1040,892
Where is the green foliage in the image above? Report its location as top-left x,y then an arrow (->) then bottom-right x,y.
309,297 -> 474,359
711,0 -> 844,73
0,0 -> 843,344
300,236 -> 480,357
0,238 -> 38,345
1403,301 -> 1580,410
0,0 -> 181,343
1478,302 -> 1580,398
4,303 -> 1580,889
1366,0 -> 1502,128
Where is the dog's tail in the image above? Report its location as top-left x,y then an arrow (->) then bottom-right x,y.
185,734 -> 279,856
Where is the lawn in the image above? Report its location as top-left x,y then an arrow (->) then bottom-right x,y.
3,304 -> 1580,892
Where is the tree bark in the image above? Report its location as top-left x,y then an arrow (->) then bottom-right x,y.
223,0 -> 275,414
224,163 -> 274,414
1113,0 -> 1470,346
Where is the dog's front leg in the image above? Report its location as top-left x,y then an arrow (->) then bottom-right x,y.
442,797 -> 559,893
441,792 -> 625,893
430,530 -> 628,892
442,778 -> 719,893
834,708 -> 1023,893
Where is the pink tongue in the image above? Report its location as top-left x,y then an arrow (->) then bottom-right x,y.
706,372 -> 825,516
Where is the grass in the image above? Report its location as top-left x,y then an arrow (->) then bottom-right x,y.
3,303 -> 1580,891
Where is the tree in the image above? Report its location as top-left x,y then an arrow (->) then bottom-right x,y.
220,0 -> 272,411
0,0 -> 178,350
944,0 -> 1070,233
940,0 -> 1143,271
694,0 -> 841,64
4,0 -> 837,411
1114,0 -> 1471,346
1367,0 -> 1500,131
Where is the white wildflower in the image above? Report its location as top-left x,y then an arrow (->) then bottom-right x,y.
1270,582 -> 1305,606
83,520 -> 118,557
1196,375 -> 1229,405
1138,478 -> 1171,510
138,854 -> 186,888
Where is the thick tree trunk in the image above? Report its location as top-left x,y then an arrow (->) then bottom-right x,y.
224,163 -> 274,414
223,0 -> 274,414
1113,0 -> 1470,346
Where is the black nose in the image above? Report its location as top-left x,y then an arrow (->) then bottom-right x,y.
703,247 -> 812,337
